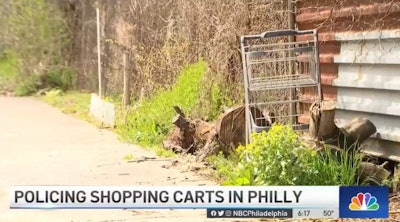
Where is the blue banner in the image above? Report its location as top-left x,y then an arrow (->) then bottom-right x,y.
339,186 -> 389,218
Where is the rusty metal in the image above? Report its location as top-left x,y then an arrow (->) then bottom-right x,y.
296,1 -> 400,161
295,1 -> 400,124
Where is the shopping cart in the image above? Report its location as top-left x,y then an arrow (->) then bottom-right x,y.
240,29 -> 322,144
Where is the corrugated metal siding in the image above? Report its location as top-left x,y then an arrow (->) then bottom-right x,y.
296,0 -> 400,104
296,1 -> 400,160
333,31 -> 400,161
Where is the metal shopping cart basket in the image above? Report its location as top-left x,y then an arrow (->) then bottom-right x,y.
240,29 -> 322,144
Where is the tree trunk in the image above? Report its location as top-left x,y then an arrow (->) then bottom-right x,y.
164,106 -> 213,154
196,106 -> 267,162
309,100 -> 338,141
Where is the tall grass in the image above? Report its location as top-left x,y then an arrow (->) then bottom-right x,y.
311,147 -> 362,185
117,60 -> 207,147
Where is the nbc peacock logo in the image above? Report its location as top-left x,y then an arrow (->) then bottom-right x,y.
349,192 -> 379,211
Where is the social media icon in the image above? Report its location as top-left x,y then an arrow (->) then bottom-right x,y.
218,210 -> 224,216
210,210 -> 217,217
225,210 -> 232,216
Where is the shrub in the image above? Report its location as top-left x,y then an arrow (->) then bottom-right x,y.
44,67 -> 77,91
211,124 -> 362,186
14,75 -> 39,96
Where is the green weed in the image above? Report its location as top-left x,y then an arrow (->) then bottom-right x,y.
43,88 -> 62,105
41,90 -> 94,123
208,152 -> 255,186
210,124 -> 362,186
117,60 -> 207,147
123,154 -> 134,161
155,147 -> 176,157
311,147 -> 362,186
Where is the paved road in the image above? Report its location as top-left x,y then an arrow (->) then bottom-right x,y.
0,97 -> 239,222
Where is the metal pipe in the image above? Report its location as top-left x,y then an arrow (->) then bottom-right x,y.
288,0 -> 297,126
96,7 -> 102,98
240,36 -> 251,145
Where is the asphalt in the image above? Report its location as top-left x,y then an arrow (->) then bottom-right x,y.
0,96 -> 239,222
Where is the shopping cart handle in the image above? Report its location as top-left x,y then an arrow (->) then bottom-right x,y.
261,29 -> 315,38
261,30 -> 298,38
241,29 -> 316,41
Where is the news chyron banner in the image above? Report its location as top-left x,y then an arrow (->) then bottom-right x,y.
9,186 -> 388,219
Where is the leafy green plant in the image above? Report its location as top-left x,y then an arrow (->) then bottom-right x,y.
239,124 -> 315,185
117,60 -> 206,147
208,152 -> 255,186
211,124 -> 362,186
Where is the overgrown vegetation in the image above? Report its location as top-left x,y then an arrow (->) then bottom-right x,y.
0,53 -> 17,93
209,124 -> 363,186
192,74 -> 234,121
117,60 -> 208,147
0,0 -> 74,95
40,59 -> 228,158
68,0 -> 289,102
